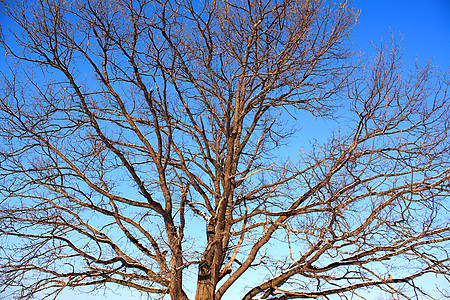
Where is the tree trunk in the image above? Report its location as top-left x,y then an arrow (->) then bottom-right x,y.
169,267 -> 190,300
195,262 -> 215,300
170,287 -> 190,300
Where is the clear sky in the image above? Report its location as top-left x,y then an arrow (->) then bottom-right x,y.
2,0 -> 450,299
61,1 -> 450,299
353,0 -> 450,71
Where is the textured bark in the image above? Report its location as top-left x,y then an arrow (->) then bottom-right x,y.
196,262 -> 215,300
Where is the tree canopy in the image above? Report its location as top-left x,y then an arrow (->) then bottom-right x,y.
0,0 -> 449,299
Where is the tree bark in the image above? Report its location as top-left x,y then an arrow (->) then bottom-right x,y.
196,262 -> 215,300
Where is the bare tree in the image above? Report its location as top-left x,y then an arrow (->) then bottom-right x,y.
0,0 -> 449,299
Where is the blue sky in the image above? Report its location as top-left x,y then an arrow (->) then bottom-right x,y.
62,1 -> 450,299
2,0 -> 450,299
353,0 -> 450,70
